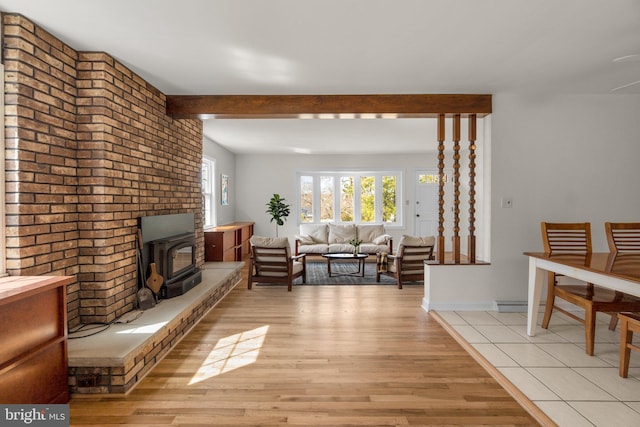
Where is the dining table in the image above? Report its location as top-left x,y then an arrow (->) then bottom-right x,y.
524,251 -> 640,336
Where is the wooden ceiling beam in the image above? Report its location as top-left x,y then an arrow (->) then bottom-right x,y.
166,94 -> 492,119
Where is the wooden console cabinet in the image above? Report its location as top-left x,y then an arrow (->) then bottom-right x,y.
204,221 -> 254,261
0,275 -> 74,403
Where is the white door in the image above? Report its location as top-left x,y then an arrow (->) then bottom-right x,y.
414,169 -> 440,237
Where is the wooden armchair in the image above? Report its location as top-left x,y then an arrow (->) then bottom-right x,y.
247,236 -> 306,292
541,222 -> 640,355
376,235 -> 435,289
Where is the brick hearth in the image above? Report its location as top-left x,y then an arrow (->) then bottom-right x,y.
68,264 -> 241,395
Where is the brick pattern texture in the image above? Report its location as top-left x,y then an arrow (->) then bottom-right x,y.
3,14 -> 204,327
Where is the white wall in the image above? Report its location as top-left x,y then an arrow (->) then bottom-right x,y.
425,92 -> 640,310
208,92 -> 640,308
483,93 -> 640,304
425,93 -> 640,310
234,152 -> 451,243
203,135 -> 236,226
233,118 -> 489,254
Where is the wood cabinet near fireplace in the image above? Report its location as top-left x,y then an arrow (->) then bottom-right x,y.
0,275 -> 74,403
204,221 -> 254,262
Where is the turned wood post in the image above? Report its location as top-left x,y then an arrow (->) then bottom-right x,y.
467,114 -> 477,263
452,114 -> 461,263
437,114 -> 446,263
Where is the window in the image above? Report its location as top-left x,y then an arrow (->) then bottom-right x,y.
300,175 -> 313,222
340,176 -> 354,221
297,171 -> 402,226
320,176 -> 334,222
202,157 -> 215,227
418,173 -> 447,184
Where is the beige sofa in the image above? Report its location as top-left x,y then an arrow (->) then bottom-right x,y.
295,223 -> 392,256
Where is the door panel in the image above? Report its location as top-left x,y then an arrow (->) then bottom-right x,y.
414,169 -> 452,252
415,181 -> 438,237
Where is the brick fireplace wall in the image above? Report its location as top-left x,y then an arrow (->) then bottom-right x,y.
3,14 -> 205,327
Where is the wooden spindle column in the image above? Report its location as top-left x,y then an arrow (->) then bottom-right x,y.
467,114 -> 477,263
437,114 -> 446,263
452,115 -> 461,263
434,114 -> 481,264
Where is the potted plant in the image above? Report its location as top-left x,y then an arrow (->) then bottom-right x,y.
349,237 -> 363,256
266,193 -> 291,237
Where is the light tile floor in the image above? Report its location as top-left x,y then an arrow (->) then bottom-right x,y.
437,310 -> 640,427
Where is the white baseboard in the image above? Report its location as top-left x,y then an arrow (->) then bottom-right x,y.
422,298 -> 497,312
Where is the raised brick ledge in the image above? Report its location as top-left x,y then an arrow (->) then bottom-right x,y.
67,262 -> 243,395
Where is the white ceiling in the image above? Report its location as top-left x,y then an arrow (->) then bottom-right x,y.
1,0 -> 639,154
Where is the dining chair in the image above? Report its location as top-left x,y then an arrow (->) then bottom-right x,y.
540,222 -> 640,355
605,222 -> 640,254
604,222 -> 640,329
618,312 -> 640,377
247,236 -> 306,291
605,222 -> 640,373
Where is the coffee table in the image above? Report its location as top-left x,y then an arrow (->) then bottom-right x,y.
322,253 -> 368,277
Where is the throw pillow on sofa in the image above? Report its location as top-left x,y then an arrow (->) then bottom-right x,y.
298,223 -> 328,243
357,224 -> 384,243
328,223 -> 357,243
373,234 -> 391,245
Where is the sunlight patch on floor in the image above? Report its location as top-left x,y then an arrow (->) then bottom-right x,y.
188,325 -> 269,385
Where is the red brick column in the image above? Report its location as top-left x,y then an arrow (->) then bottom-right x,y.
3,14 -> 204,326
3,14 -> 82,325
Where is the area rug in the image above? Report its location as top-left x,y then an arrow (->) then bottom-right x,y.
302,261 -> 421,286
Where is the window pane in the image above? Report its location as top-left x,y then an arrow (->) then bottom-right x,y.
320,176 -> 334,222
203,194 -> 211,226
419,173 -> 446,184
300,175 -> 313,223
201,159 -> 214,227
382,175 -> 396,223
201,162 -> 210,192
360,176 -> 375,223
340,176 -> 354,221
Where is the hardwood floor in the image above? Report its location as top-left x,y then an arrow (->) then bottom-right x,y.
70,273 -> 540,426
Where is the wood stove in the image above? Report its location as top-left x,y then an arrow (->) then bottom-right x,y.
140,213 -> 201,298
149,233 -> 201,298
